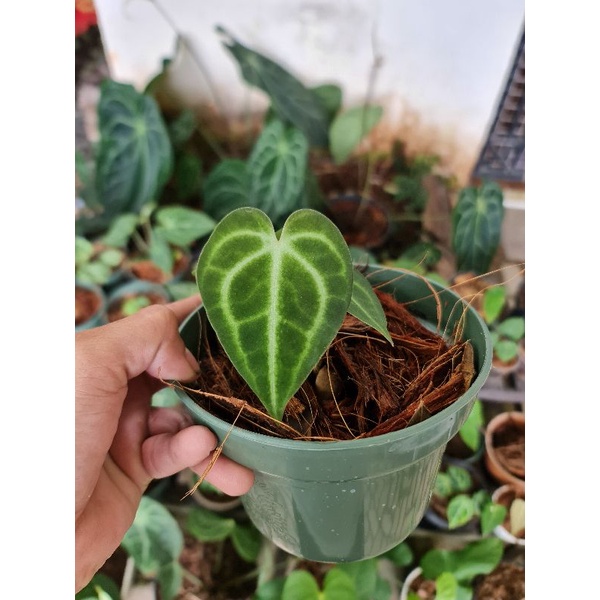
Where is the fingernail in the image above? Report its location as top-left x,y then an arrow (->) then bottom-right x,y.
185,348 -> 200,374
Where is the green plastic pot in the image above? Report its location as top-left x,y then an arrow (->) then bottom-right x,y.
175,266 -> 492,562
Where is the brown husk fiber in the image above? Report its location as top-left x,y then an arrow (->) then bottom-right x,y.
184,289 -> 474,441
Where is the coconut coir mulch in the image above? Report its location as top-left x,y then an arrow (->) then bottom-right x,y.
184,288 -> 474,441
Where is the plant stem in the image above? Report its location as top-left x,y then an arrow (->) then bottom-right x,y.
181,566 -> 205,589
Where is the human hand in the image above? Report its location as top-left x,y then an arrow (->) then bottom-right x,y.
75,295 -> 254,592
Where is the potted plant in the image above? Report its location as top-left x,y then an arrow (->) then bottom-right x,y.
423,460 -> 506,535
490,483 -> 525,546
479,285 -> 525,389
75,280 -> 107,331
171,205 -> 492,563
399,537 -> 504,600
105,279 -> 171,323
483,411 -> 525,495
75,235 -> 127,290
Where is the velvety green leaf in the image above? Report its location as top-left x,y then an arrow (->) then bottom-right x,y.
348,269 -> 393,344
452,538 -> 503,583
154,205 -> 216,247
76,150 -> 100,210
185,507 -> 236,542
329,105 -> 383,164
452,181 -> 504,275
202,158 -> 250,221
447,494 -> 476,529
434,572 -> 458,600
218,26 -> 330,147
482,285 -> 506,325
196,207 -> 353,419
156,561 -> 183,600
95,80 -> 173,218
495,316 -> 525,341
281,570 -> 320,600
312,83 -> 343,121
101,213 -> 139,248
480,502 -> 507,536
322,568 -> 357,600
231,524 -> 263,562
248,119 -> 309,226
121,496 -> 183,575
458,399 -> 483,452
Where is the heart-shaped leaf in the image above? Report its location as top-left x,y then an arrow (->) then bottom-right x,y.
248,119 -> 309,226
95,80 -> 173,218
202,158 -> 251,221
196,207 -> 353,420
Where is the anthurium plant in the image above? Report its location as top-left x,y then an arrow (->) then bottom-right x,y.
195,206 -> 392,421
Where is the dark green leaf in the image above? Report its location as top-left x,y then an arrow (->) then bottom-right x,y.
196,208 -> 353,419
95,80 -> 173,218
121,496 -> 183,575
253,578 -> 286,600
336,560 -> 377,600
311,83 -> 343,121
173,152 -> 203,201
185,507 -> 236,542
76,573 -> 121,600
218,26 -> 330,147
231,524 -> 263,562
168,108 -> 197,149
202,159 -> 251,221
452,181 -> 504,274
348,269 -> 393,344
329,105 -> 383,164
420,548 -> 458,581
248,119 -> 309,226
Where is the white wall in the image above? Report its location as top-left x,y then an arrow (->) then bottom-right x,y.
94,0 -> 524,182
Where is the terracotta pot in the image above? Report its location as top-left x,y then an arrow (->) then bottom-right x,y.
484,411 -> 525,495
491,483 -> 525,546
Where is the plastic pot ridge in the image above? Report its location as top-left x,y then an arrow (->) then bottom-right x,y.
175,267 -> 492,562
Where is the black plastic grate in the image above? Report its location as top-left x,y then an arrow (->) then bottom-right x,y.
472,26 -> 525,183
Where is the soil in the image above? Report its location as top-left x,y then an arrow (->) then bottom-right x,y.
75,285 -> 102,326
125,252 -> 191,284
473,562 -> 525,600
187,288 -> 475,441
491,415 -> 525,479
107,292 -> 169,322
176,534 -> 257,600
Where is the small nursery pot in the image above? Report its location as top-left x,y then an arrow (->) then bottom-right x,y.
75,280 -> 108,331
176,267 -> 492,562
491,483 -> 525,546
484,411 -> 525,496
